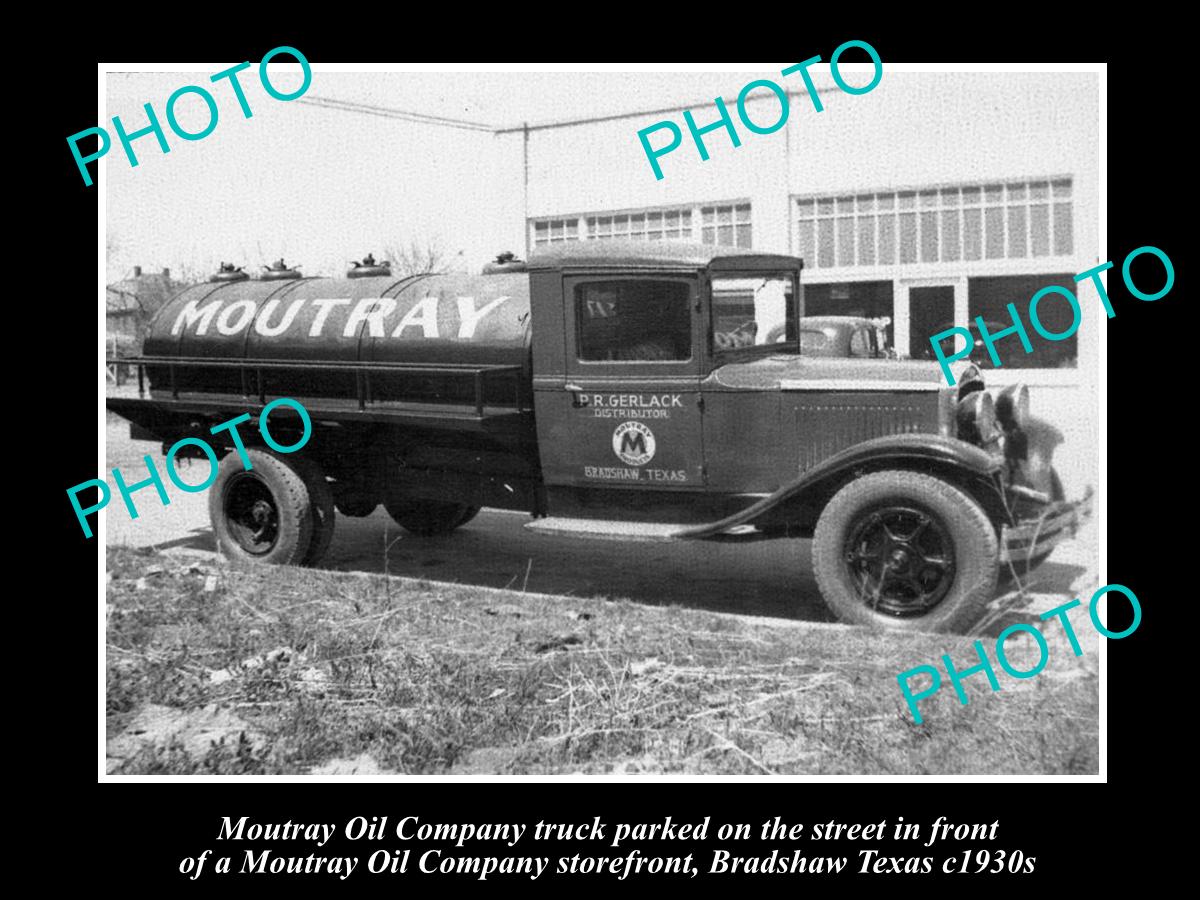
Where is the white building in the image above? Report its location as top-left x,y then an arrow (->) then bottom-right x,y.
486,71 -> 1101,496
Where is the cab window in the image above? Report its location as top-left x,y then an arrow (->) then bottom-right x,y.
575,281 -> 691,362
712,274 -> 796,351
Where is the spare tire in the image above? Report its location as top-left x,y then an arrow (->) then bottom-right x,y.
384,496 -> 479,536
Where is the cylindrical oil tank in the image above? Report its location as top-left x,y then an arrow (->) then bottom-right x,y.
142,272 -> 531,407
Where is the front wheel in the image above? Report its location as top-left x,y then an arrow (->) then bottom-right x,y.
811,471 -> 999,633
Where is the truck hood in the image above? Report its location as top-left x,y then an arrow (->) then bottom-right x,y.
711,353 -> 949,390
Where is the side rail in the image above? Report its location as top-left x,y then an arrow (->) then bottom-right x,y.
109,356 -> 528,418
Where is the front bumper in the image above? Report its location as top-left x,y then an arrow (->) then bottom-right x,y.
999,487 -> 1094,564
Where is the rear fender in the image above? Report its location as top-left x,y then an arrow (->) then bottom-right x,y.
679,433 -> 1006,539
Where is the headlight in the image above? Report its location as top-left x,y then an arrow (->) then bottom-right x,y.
995,383 -> 1030,431
957,391 -> 999,446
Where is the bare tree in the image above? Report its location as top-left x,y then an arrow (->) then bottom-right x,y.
382,239 -> 457,277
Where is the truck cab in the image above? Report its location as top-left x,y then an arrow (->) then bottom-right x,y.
528,242 -> 802,529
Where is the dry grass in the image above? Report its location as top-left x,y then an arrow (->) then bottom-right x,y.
105,546 -> 1098,776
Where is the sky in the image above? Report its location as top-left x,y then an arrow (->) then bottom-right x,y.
104,68 -> 767,284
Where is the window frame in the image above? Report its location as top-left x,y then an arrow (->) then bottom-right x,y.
564,274 -> 701,376
708,270 -> 801,363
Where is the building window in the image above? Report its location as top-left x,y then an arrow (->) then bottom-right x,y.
532,201 -> 752,250
796,178 -> 1073,269
701,203 -> 752,247
966,274 -> 1078,368
587,208 -> 692,242
532,218 -> 578,246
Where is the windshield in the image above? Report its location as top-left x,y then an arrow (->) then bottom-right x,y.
711,274 -> 797,352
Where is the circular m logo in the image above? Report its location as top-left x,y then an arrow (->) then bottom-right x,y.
612,422 -> 656,466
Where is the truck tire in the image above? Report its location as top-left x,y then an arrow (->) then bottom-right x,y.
209,448 -> 315,565
812,470 -> 999,633
292,456 -> 336,566
384,497 -> 479,536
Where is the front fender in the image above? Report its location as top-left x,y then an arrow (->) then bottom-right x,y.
677,433 -> 1003,539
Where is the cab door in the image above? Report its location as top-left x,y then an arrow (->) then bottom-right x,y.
537,274 -> 706,490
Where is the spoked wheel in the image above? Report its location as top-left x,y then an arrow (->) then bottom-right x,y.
844,506 -> 956,617
812,471 -> 999,633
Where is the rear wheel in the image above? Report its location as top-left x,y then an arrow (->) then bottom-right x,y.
384,496 -> 480,536
209,448 -> 315,565
812,470 -> 999,633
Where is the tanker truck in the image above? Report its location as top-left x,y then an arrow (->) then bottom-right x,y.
106,241 -> 1091,633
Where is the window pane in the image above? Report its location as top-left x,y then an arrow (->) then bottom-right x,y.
985,207 -> 1005,258
837,196 -> 854,214
920,190 -> 938,208
941,210 -> 960,261
797,221 -> 815,267
797,199 -> 814,217
713,275 -> 796,349
576,281 -> 692,361
1052,179 -> 1072,198
857,216 -> 876,265
857,194 -> 874,211
969,274 -> 1077,368
920,211 -> 938,262
1007,205 -> 1027,257
877,193 -> 895,210
940,188 -> 959,207
718,224 -> 734,245
984,184 -> 1003,204
1054,203 -> 1073,254
718,206 -> 732,225
702,207 -> 715,225
736,223 -> 752,247
1030,182 -> 1049,201
818,198 -> 834,215
838,217 -> 855,266
817,218 -> 835,267
899,191 -> 916,211
878,216 -> 895,264
963,208 -> 982,260
735,203 -> 751,221
962,186 -> 981,206
1006,183 -> 1027,201
899,213 -> 917,264
1030,205 -> 1050,256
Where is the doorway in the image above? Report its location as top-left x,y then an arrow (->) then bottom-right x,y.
907,285 -> 956,360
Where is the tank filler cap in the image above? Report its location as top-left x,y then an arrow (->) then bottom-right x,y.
483,250 -> 527,274
347,252 -> 392,279
209,262 -> 249,283
261,258 -> 302,281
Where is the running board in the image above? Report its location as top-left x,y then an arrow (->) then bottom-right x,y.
524,517 -> 762,542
